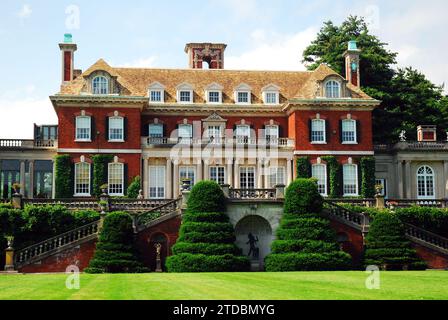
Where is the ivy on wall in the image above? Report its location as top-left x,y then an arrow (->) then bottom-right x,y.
321,156 -> 342,198
296,157 -> 311,179
92,155 -> 114,197
360,156 -> 376,198
54,155 -> 73,198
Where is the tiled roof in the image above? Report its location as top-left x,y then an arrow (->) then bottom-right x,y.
58,59 -> 374,102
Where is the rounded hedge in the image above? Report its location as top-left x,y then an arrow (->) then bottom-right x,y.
183,212 -> 230,223
187,181 -> 226,213
284,179 -> 323,215
364,212 -> 425,270
172,243 -> 242,256
265,252 -> 352,271
271,240 -> 339,254
166,253 -> 250,273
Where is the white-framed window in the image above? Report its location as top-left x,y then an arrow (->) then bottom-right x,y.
210,166 -> 226,185
236,91 -> 250,104
417,166 -> 435,199
206,125 -> 223,143
108,116 -> 124,141
343,164 -> 358,196
178,124 -> 193,143
342,119 -> 357,143
265,125 -> 279,139
240,167 -> 256,189
268,167 -> 285,188
236,125 -> 250,138
264,92 -> 279,105
178,90 -> 193,103
149,90 -> 163,103
108,163 -> 124,196
325,80 -> 340,98
149,166 -> 165,199
75,116 -> 91,141
92,76 -> 109,95
149,124 -> 163,138
74,162 -> 91,196
376,178 -> 387,197
207,91 -> 221,104
179,166 -> 196,186
312,164 -> 327,196
311,119 -> 326,143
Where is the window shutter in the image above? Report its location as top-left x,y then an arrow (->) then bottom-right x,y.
325,120 -> 330,143
105,117 -> 109,141
162,124 -> 167,137
74,116 -> 77,141
90,117 -> 96,142
124,117 -> 128,141
90,163 -> 94,196
308,119 -> 312,142
339,120 -> 343,143
278,125 -> 283,138
356,120 -> 361,144
357,162 -> 362,196
123,164 -> 129,196
70,162 -> 75,197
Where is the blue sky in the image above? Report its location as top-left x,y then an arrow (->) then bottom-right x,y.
1,0 -> 447,138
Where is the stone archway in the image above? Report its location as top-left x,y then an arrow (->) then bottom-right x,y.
235,215 -> 273,271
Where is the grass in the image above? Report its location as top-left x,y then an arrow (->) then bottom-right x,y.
0,271 -> 447,300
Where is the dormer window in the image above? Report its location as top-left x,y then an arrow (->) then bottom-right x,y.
234,84 -> 252,105
208,91 -> 221,103
325,80 -> 341,98
148,82 -> 165,103
176,83 -> 194,104
262,84 -> 280,105
205,83 -> 223,104
92,76 -> 109,95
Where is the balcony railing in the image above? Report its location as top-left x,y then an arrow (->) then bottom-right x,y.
142,137 -> 295,148
375,141 -> 448,152
229,188 -> 277,200
0,139 -> 57,149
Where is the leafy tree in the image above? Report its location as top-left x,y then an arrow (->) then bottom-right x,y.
127,176 -> 141,199
303,15 -> 447,143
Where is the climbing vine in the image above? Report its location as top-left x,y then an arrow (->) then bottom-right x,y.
321,156 -> 342,198
296,157 -> 311,179
92,155 -> 114,197
54,154 -> 72,198
361,156 -> 376,198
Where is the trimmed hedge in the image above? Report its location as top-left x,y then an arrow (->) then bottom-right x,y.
296,157 -> 311,179
360,157 -> 376,198
364,212 -> 425,270
186,180 -> 226,213
85,211 -> 148,273
54,155 -> 73,198
266,178 -> 352,271
167,181 -> 249,272
127,176 -> 141,199
284,179 -> 323,215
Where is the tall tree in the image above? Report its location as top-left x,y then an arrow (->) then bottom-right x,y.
302,16 -> 446,143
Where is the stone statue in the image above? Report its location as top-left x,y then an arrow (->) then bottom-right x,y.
399,130 -> 406,142
154,243 -> 162,272
247,233 -> 259,259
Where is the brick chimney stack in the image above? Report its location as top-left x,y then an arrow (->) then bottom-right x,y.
343,40 -> 361,87
59,33 -> 77,84
185,43 -> 227,69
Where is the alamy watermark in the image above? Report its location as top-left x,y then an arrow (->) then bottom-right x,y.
66,265 -> 80,290
365,265 -> 380,290
65,5 -> 80,30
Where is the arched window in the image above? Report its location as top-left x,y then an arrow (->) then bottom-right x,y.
325,80 -> 340,98
74,162 -> 91,196
417,166 -> 435,199
92,76 -> 109,94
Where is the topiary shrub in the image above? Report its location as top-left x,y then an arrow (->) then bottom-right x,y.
284,179 -> 323,215
85,212 -> 148,273
167,181 -> 249,272
364,212 -> 426,270
127,176 -> 141,199
265,178 -> 352,271
186,180 -> 226,213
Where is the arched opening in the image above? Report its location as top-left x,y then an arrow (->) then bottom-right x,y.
417,165 -> 435,199
336,232 -> 350,251
235,215 -> 273,270
149,233 -> 168,271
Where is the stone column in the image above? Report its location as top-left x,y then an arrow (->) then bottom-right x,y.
286,158 -> 293,187
29,161 -> 34,199
264,160 -> 270,188
19,161 -> 25,196
173,161 -> 179,198
444,161 -> 448,198
397,160 -> 404,199
51,160 -> 56,199
226,161 -> 233,186
233,160 -> 239,188
166,159 -> 172,199
196,159 -> 203,182
257,159 -> 263,189
203,161 -> 210,180
405,160 -> 412,199
143,158 -> 149,199
292,157 -> 297,181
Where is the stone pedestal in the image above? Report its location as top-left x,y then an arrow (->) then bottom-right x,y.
275,184 -> 286,200
375,195 -> 385,209
181,190 -> 190,210
4,248 -> 14,272
221,184 -> 230,198
12,194 -> 23,209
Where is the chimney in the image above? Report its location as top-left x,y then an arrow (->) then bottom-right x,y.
185,43 -> 227,69
59,33 -> 77,84
343,40 -> 361,87
417,125 -> 437,142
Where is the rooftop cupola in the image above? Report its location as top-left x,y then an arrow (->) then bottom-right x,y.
185,43 -> 227,69
343,40 -> 361,87
59,33 -> 78,84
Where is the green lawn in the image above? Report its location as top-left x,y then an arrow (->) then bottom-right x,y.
0,271 -> 447,300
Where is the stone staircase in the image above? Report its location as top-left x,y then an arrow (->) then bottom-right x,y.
14,198 -> 182,269
323,201 -> 448,257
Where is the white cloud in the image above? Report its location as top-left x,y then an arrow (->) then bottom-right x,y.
225,28 -> 317,71
17,4 -> 32,19
118,56 -> 158,68
0,97 -> 57,139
